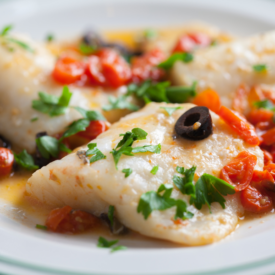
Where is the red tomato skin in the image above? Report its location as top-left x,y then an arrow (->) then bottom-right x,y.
0,148 -> 14,177
77,121 -> 107,141
172,33 -> 211,53
240,185 -> 273,214
86,49 -> 131,88
52,56 -> 86,84
46,206 -> 98,234
220,151 -> 257,192
131,48 -> 165,83
218,106 -> 260,146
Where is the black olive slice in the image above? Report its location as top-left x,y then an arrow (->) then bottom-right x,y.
82,30 -> 103,49
0,134 -> 11,149
175,106 -> 213,140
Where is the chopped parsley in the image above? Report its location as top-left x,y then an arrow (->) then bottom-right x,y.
111,128 -> 161,169
86,143 -> 106,163
173,166 -> 196,197
97,237 -> 127,253
102,95 -> 139,112
32,86 -> 73,117
36,136 -> 60,159
46,34 -> 54,42
122,168 -> 133,178
0,25 -> 34,52
150,165 -> 159,175
36,224 -> 47,230
158,52 -> 193,70
30,117 -> 38,122
79,42 -> 96,55
74,107 -> 106,121
14,150 -> 38,171
253,64 -> 267,73
144,29 -> 158,40
253,99 -> 275,111
108,205 -> 115,227
190,174 -> 235,211
137,184 -> 192,220
160,106 -> 182,116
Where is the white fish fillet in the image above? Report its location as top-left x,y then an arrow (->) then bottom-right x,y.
27,102 -> 263,245
171,31 -> 275,107
0,34 -> 138,152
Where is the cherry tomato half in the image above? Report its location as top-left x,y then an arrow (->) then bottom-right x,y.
131,48 -> 165,83
77,120 -> 107,141
240,185 -> 273,214
192,88 -> 221,113
52,56 -> 86,84
46,206 -> 98,234
220,151 -> 257,192
86,49 -> 131,88
172,33 -> 211,53
218,105 -> 260,146
0,148 -> 14,177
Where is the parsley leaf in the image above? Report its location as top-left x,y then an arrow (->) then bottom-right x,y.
30,117 -> 38,122
14,150 -> 38,171
144,29 -> 158,40
74,107 -> 106,121
173,166 -> 196,197
122,168 -> 132,178
111,245 -> 127,253
150,165 -> 159,175
46,34 -> 54,42
108,206 -> 115,227
7,37 -> 34,53
165,81 -> 197,103
59,143 -> 72,153
97,237 -> 118,248
79,42 -> 96,55
137,184 -> 192,220
36,136 -> 59,159
190,174 -> 235,212
160,106 -> 182,116
0,25 -> 12,36
253,64 -> 267,72
102,95 -> 139,111
36,224 -> 47,230
132,144 -> 161,154
32,86 -> 72,117
61,119 -> 90,140
86,143 -> 106,163
158,52 -> 193,70
253,99 -> 275,110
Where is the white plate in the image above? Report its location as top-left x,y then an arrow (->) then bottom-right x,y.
1,0 -> 275,274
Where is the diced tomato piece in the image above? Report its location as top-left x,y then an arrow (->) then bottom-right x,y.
131,48 -> 165,83
247,109 -> 274,125
77,120 -> 107,141
86,49 -> 131,88
264,163 -> 275,181
240,185 -> 273,214
218,105 -> 260,146
192,88 -> 221,113
232,84 -> 249,115
261,127 -> 275,146
46,206 -> 98,234
220,151 -> 257,192
172,33 -> 211,53
252,170 -> 274,183
263,150 -> 273,166
0,148 -> 14,177
52,56 -> 86,84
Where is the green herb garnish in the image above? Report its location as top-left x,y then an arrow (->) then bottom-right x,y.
173,166 -> 196,197
36,136 -> 60,159
102,95 -> 139,112
79,42 -> 96,55
253,64 -> 267,73
0,25 -> 12,36
137,184 -> 192,220
46,34 -> 54,42
253,99 -> 275,111
150,165 -> 159,175
190,174 -> 235,212
144,29 -> 158,40
97,237 -> 126,253
14,150 -> 38,171
30,117 -> 38,122
108,206 -> 115,227
122,168 -> 133,178
158,52 -> 193,70
36,224 -> 48,230
160,106 -> 182,116
86,143 -> 106,163
32,86 -> 72,117
132,144 -> 161,154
